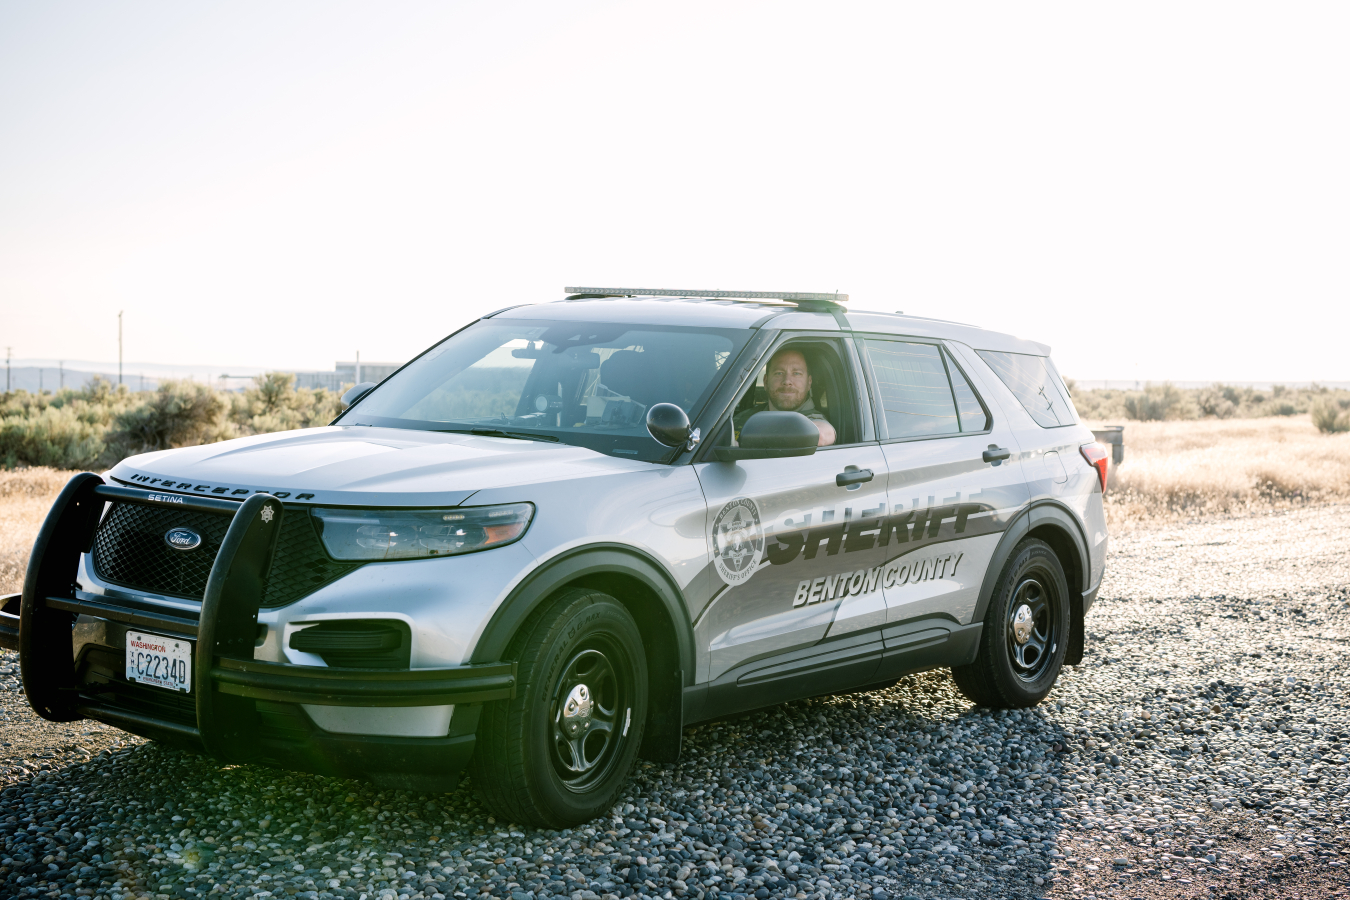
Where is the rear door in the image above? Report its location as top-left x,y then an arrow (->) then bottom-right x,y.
857,337 -> 1031,648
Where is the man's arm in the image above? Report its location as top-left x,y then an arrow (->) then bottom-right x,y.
799,410 -> 835,446
814,418 -> 836,447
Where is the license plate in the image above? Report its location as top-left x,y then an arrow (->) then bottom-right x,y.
125,631 -> 192,693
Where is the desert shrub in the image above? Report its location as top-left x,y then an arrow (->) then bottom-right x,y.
1312,399 -> 1350,434
230,372 -> 343,435
0,373 -> 355,472
108,379 -> 236,456
1195,386 -> 1236,419
0,378 -> 139,469
1121,383 -> 1193,421
0,404 -> 108,469
1074,382 -> 1350,422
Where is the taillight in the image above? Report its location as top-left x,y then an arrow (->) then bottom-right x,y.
1080,442 -> 1109,493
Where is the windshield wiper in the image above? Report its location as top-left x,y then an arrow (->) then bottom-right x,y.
466,427 -> 560,443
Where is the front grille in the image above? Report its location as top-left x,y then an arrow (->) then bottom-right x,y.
92,503 -> 230,599
261,511 -> 360,608
92,502 -> 359,608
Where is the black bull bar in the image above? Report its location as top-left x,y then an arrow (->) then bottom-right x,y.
13,473 -> 516,765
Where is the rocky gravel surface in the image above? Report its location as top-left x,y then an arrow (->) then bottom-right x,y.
2,502 -> 1349,900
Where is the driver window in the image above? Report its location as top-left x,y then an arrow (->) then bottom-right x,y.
725,341 -> 855,448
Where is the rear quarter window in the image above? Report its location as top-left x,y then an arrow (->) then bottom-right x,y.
977,350 -> 1078,428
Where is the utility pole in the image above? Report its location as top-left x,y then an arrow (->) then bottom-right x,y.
59,361 -> 64,390
355,350 -> 361,384
118,311 -> 124,386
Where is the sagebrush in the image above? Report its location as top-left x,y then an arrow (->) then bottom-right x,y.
0,373 -> 344,470
1068,381 -> 1350,431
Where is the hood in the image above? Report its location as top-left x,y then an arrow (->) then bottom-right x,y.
109,426 -> 654,507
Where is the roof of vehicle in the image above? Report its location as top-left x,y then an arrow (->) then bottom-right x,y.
493,294 -> 1053,356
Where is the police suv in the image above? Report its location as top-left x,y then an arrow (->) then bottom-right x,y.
10,289 -> 1108,827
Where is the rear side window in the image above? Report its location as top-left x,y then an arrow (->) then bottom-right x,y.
865,340 -> 989,439
977,350 -> 1078,428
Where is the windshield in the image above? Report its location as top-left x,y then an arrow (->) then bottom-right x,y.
343,319 -> 747,461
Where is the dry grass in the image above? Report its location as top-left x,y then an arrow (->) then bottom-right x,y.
0,467 -> 72,594
1088,414 -> 1350,527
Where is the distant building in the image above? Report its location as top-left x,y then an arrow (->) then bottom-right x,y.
293,360 -> 403,392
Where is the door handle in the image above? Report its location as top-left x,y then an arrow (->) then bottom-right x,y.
836,467 -> 874,488
982,445 -> 1012,464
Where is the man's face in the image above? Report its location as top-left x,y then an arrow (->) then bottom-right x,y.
766,350 -> 811,412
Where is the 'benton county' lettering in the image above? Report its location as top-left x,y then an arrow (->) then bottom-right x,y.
793,552 -> 964,608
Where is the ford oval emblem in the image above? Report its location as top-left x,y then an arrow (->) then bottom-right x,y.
164,527 -> 203,552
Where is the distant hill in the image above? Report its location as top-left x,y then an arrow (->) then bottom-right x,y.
1,366 -> 162,394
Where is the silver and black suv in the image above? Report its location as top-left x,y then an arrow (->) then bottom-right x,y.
9,288 -> 1108,827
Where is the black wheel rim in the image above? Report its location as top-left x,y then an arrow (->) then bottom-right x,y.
548,639 -> 630,792
1005,573 -> 1059,683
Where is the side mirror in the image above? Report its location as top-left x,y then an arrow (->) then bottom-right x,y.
646,403 -> 701,450
714,411 -> 819,461
340,381 -> 377,411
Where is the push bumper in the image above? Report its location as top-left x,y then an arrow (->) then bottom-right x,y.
16,475 -> 515,789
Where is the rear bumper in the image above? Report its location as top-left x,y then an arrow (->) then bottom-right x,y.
16,476 -> 514,789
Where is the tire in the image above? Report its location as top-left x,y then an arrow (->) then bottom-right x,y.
952,538 -> 1069,709
470,588 -> 648,827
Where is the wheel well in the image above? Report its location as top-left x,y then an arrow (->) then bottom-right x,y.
1026,523 -> 1086,666
558,571 -> 685,762
1027,524 -> 1082,594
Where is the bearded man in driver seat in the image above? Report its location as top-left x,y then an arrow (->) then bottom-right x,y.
733,347 -> 837,447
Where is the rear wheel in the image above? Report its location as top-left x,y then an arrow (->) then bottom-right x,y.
471,589 -> 647,827
952,538 -> 1069,708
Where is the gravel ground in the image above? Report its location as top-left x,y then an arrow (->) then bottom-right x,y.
2,502 -> 1349,900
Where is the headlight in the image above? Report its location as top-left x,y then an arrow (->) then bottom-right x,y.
311,502 -> 535,561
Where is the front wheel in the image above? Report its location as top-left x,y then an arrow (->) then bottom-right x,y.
471,589 -> 647,827
952,538 -> 1069,708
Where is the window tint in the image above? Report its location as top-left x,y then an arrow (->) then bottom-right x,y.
346,319 -> 745,461
866,340 -> 959,439
1043,356 -> 1080,421
947,356 -> 989,432
977,350 -> 1077,428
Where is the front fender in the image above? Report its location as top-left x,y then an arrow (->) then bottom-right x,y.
469,543 -> 696,683
468,544 -> 697,763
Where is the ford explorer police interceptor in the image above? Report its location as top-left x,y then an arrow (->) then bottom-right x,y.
7,288 -> 1109,827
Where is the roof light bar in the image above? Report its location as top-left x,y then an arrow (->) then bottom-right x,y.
564,287 -> 849,304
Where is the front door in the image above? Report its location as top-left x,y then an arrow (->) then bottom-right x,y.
692,335 -> 890,703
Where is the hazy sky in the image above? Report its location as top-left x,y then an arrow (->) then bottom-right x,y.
1,2 -> 1346,381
